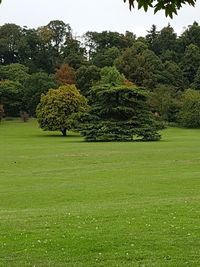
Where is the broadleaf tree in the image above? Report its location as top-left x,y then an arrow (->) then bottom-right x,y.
124,0 -> 196,18
36,85 -> 87,136
55,63 -> 75,85
179,89 -> 200,128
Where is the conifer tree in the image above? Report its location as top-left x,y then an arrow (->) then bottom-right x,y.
77,84 -> 160,141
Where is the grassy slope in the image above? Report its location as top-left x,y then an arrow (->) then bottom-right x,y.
0,119 -> 200,267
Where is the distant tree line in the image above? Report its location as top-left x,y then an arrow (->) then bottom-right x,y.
1,20 -> 200,138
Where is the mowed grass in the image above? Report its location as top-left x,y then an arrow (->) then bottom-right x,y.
0,120 -> 200,267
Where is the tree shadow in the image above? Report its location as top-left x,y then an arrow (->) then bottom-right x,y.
34,134 -> 81,138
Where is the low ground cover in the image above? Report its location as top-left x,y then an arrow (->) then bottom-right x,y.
0,120 -> 200,266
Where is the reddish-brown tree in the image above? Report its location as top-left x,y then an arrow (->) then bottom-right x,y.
55,63 -> 75,85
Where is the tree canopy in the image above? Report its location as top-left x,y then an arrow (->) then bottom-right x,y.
179,89 -> 200,128
77,84 -> 161,141
1,20 -> 200,130
36,85 -> 87,136
124,0 -> 196,18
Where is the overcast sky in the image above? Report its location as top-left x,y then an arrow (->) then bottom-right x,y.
0,0 -> 200,37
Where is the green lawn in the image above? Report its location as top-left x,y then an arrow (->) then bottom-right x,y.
0,119 -> 200,267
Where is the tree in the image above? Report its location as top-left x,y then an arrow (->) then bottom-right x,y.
47,20 -> 71,50
192,67 -> 200,90
150,25 -> 177,56
91,47 -> 120,68
61,38 -> 87,70
162,61 -> 185,91
0,80 -> 23,116
0,63 -> 30,84
77,84 -> 160,141
179,89 -> 200,128
124,0 -> 196,18
179,22 -> 200,51
75,65 -> 101,96
100,66 -> 125,85
146,24 -> 159,52
0,104 -> 4,121
181,44 -> 200,85
24,72 -> 58,115
84,31 -> 135,61
148,84 -> 180,122
17,28 -> 44,73
36,85 -> 87,136
115,41 -> 164,89
55,63 -> 75,85
0,23 -> 22,64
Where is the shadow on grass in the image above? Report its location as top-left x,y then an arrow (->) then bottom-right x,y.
34,133 -> 81,138
33,133 -> 84,143
33,133 -> 168,143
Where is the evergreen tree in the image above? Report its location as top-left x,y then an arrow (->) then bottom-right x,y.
75,65 -> 101,96
191,67 -> 200,90
181,44 -> 200,85
146,24 -> 159,52
77,85 -> 160,141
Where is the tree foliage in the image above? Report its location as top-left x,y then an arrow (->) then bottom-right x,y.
179,89 -> 200,128
0,80 -> 23,116
0,104 -> 4,121
100,66 -> 125,86
149,84 -> 180,122
124,0 -> 196,18
0,20 -> 200,129
115,41 -> 164,89
36,85 -> 87,136
0,23 -> 22,64
24,72 -> 58,115
0,63 -> 30,84
181,44 -> 200,85
192,67 -> 200,90
75,65 -> 101,96
77,85 -> 160,141
55,63 -> 75,85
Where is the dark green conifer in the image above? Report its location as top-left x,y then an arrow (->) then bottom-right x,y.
77,85 -> 161,141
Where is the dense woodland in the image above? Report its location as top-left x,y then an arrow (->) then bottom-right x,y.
1,20 -> 200,134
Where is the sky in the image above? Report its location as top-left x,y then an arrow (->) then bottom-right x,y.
0,0 -> 200,37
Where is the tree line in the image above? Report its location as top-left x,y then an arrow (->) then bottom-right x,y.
1,20 -> 200,139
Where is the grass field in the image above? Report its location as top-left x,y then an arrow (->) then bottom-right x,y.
0,119 -> 200,267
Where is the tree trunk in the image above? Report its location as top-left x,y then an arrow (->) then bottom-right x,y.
61,128 -> 67,136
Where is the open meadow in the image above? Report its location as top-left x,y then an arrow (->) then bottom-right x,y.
0,119 -> 200,267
